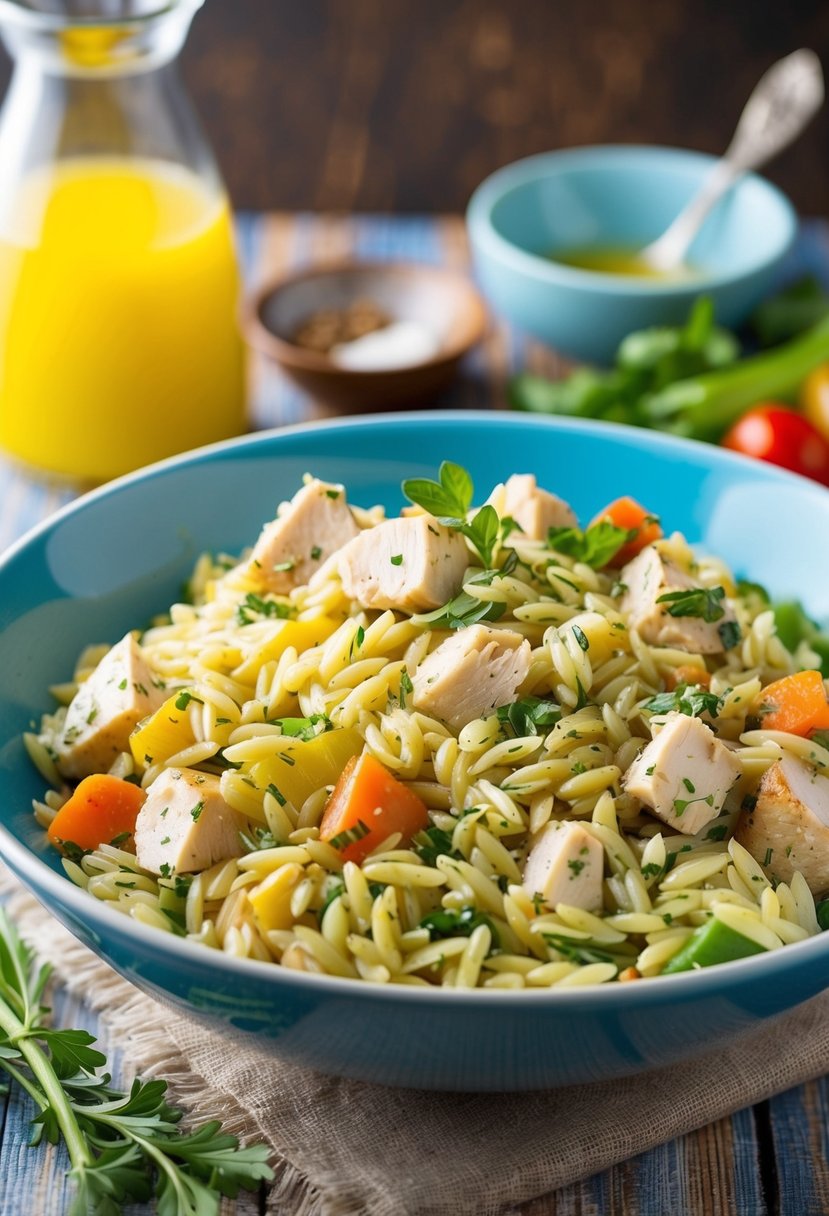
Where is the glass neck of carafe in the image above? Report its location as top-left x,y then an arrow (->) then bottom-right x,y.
0,0 -> 221,187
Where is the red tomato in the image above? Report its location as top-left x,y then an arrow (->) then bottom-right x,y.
722,405 -> 829,486
801,364 -> 829,442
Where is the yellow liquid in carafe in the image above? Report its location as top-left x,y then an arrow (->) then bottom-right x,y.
0,158 -> 246,481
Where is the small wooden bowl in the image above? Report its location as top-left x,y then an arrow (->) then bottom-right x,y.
243,260 -> 488,411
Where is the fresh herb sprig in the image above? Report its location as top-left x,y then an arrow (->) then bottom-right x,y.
0,908 -> 272,1215
546,521 -> 631,569
643,684 -> 723,719
401,461 -> 503,567
656,585 -> 726,622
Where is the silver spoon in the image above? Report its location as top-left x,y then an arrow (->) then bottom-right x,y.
640,48 -> 824,274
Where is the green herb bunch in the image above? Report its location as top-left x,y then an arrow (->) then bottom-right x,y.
0,908 -> 273,1215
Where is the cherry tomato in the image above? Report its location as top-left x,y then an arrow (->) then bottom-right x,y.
801,363 -> 829,442
722,404 -> 829,486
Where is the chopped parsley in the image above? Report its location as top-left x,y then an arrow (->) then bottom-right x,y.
643,684 -> 722,719
318,881 -> 345,924
266,783 -> 287,807
567,858 -> 586,877
546,520 -> 632,569
236,592 -> 292,625
419,905 -> 500,948
399,669 -> 413,709
310,545 -> 322,560
672,792 -> 714,818
109,832 -> 131,848
572,625 -> 590,651
174,690 -> 203,711
656,585 -> 726,622
329,820 -> 371,851
239,825 -> 281,852
718,619 -> 742,650
495,695 -> 560,738
412,825 -> 458,867
117,678 -> 128,691
390,553 -> 403,566
190,802 -> 204,822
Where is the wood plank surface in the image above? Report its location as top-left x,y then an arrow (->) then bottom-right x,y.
1,211 -> 827,1215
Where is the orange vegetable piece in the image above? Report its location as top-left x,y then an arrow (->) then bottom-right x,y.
758,669 -> 829,736
319,752 -> 429,864
664,665 -> 712,691
590,496 -> 662,568
48,773 -> 146,854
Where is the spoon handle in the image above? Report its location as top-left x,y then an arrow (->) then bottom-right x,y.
644,49 -> 824,272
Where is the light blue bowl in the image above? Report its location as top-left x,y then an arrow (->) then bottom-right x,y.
1,413 -> 828,1092
467,145 -> 797,365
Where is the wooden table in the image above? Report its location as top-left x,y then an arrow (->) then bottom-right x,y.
2,213 -> 829,1215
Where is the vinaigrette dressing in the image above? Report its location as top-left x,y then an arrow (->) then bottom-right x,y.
0,158 -> 245,481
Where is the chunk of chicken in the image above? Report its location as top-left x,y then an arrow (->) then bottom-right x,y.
56,635 -> 166,780
623,711 -> 741,834
338,515 -> 468,613
522,820 -> 604,912
735,754 -> 829,895
411,624 -> 532,731
135,767 -> 246,875
249,478 -> 360,593
487,473 -> 577,541
620,545 -> 738,654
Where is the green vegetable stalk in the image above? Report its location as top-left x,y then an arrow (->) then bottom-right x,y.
509,294 -> 829,445
643,311 -> 829,441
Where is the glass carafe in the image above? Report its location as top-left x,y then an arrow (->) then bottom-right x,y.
0,0 -> 246,482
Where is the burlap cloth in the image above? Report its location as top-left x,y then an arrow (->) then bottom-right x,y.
2,861 -> 827,1215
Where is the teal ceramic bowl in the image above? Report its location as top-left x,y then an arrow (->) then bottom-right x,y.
1,413 -> 828,1092
466,146 -> 797,365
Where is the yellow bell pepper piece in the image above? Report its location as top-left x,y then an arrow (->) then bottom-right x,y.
129,694 -> 196,768
232,615 -> 339,685
249,862 -> 304,932
250,725 -> 364,810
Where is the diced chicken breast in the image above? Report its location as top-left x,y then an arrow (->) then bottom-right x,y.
249,478 -> 360,593
56,634 -> 166,780
338,515 -> 468,613
522,820 -> 604,912
735,754 -> 829,895
411,624 -> 532,731
135,767 -> 246,875
487,473 -> 577,540
620,545 -> 738,654
623,711 -> 741,834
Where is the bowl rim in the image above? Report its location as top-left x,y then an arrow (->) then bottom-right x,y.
242,259 -> 489,377
466,143 -> 798,297
2,408 -> 829,1010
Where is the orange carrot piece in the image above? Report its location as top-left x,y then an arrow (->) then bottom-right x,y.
590,496 -> 662,568
48,773 -> 146,854
664,665 -> 712,691
319,752 -> 429,864
758,669 -> 829,736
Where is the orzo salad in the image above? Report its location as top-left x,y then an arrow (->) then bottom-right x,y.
26,463 -> 829,989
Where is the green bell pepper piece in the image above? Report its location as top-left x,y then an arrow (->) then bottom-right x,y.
662,916 -> 766,974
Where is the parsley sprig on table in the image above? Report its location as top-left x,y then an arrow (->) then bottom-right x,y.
0,908 -> 272,1215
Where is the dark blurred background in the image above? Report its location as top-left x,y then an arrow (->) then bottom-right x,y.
3,0 -> 829,214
